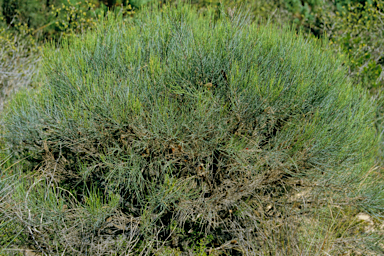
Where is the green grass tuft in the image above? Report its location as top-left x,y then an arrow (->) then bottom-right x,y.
0,2 -> 383,255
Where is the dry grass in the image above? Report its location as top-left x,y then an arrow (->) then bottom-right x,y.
0,25 -> 41,111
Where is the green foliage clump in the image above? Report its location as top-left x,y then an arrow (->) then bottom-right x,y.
324,0 -> 384,90
187,0 -> 383,91
0,0 -> 135,41
1,3 -> 382,255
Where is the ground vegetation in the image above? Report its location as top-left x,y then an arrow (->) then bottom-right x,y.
0,4 -> 383,255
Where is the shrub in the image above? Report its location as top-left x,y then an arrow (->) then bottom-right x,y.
0,0 -> 134,111
0,0 -> 130,41
324,0 -> 384,90
177,0 -> 383,91
1,3 -> 382,255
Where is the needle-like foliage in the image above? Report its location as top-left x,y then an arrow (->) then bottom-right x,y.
1,3 -> 381,255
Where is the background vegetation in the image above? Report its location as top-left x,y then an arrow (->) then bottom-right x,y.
0,0 -> 383,255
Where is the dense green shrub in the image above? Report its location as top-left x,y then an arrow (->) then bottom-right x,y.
1,3 -> 382,255
0,0 -> 133,41
324,0 -> 384,90
1,0 -> 382,99
0,0 -> 134,108
179,0 -> 383,90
